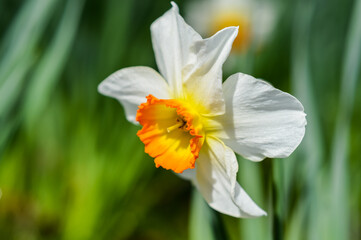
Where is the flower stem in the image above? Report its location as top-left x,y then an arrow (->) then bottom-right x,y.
269,160 -> 284,240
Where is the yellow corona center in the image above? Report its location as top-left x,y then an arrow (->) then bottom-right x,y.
136,95 -> 204,173
211,10 -> 251,52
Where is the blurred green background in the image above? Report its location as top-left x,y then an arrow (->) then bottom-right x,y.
0,0 -> 360,239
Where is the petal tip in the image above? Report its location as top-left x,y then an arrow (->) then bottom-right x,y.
97,80 -> 107,96
170,1 -> 179,12
260,209 -> 268,217
242,206 -> 267,218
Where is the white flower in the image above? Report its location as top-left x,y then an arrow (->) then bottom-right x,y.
185,0 -> 277,52
98,2 -> 306,218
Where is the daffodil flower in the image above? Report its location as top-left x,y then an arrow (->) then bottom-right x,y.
98,2 -> 306,218
186,0 -> 276,52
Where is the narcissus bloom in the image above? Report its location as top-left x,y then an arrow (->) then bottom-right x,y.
98,2 -> 306,218
186,0 -> 276,52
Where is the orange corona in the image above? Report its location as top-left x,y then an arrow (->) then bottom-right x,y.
136,95 -> 204,173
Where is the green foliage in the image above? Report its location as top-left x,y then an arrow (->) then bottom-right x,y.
0,0 -> 360,239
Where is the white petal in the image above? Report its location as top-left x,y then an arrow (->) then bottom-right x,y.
183,27 -> 238,115
98,66 -> 170,124
194,136 -> 266,218
151,3 -> 237,115
177,168 -> 196,181
211,73 -> 306,161
150,2 -> 202,97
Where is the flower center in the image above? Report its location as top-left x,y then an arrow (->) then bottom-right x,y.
136,95 -> 204,173
211,10 -> 251,52
167,117 -> 186,133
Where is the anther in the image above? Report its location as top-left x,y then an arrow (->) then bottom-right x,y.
167,118 -> 186,133
167,122 -> 183,133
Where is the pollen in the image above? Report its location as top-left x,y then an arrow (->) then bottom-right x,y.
136,95 -> 204,173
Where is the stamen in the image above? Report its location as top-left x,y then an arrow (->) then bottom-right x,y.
167,121 -> 184,133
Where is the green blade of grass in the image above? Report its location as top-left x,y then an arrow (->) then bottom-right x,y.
97,0 -> 133,74
238,158 -> 270,240
330,0 -> 361,239
0,0 -> 58,148
290,1 -> 325,239
23,0 -> 85,128
0,56 -> 34,118
189,189 -> 216,240
0,0 -> 58,84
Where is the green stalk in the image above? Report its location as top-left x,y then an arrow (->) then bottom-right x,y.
330,0 -> 361,239
0,56 -> 34,117
290,1 -> 324,239
23,0 -> 85,128
189,189 -> 229,240
97,0 -> 133,74
271,160 -> 284,240
238,158 -> 270,240
189,189 -> 215,240
0,0 -> 57,150
0,0 -> 58,84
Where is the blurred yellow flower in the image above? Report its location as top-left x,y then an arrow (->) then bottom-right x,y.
186,0 -> 276,52
98,2 -> 305,218
210,10 -> 251,51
